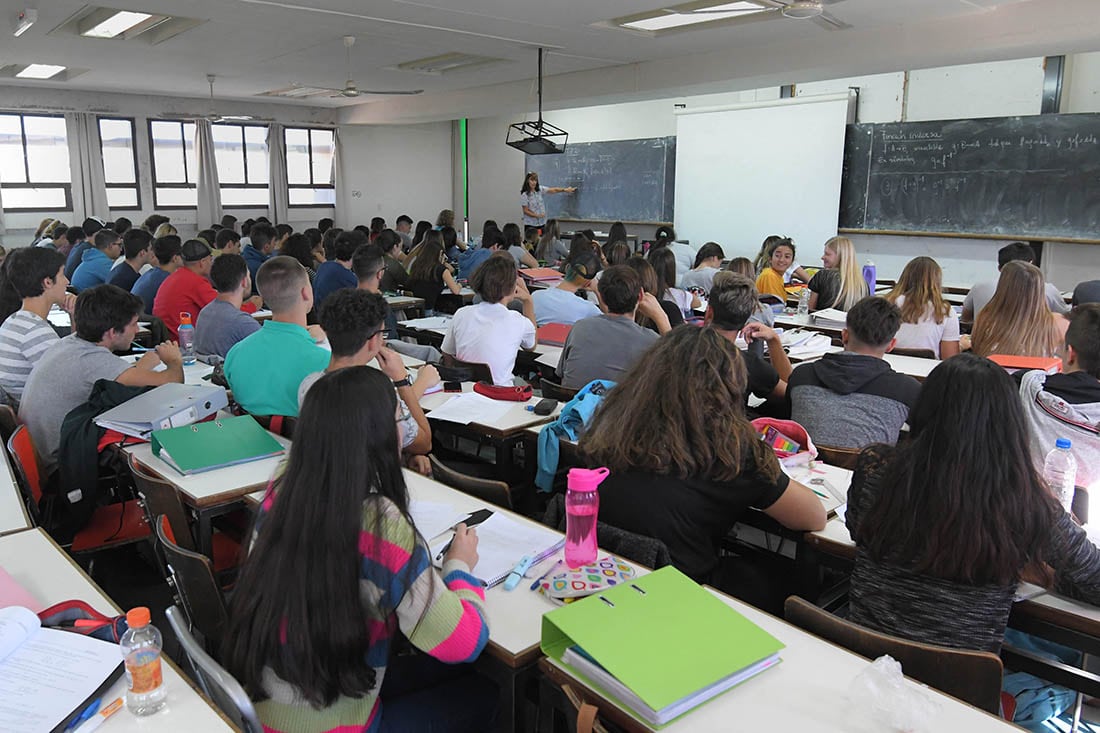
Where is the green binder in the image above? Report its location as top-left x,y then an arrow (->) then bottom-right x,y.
541,566 -> 784,727
150,415 -> 285,475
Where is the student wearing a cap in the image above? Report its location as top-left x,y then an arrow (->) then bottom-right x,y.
154,239 -> 261,340
81,216 -> 107,237
70,230 -> 123,292
531,250 -> 602,327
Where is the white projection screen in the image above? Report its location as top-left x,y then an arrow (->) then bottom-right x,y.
674,94 -> 851,260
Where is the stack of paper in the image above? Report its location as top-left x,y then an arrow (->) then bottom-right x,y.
811,308 -> 848,329
399,316 -> 452,331
424,392 -> 516,425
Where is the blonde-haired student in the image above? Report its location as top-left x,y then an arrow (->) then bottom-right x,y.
885,256 -> 961,359
808,236 -> 867,312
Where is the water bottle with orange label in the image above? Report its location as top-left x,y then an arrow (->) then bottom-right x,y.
565,467 -> 609,568
121,607 -> 167,715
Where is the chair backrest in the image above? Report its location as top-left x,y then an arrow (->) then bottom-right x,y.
248,414 -> 296,439
783,596 -> 1003,714
155,515 -> 228,650
129,454 -> 195,553
890,347 -> 937,360
441,353 -> 494,384
428,455 -> 513,510
815,445 -> 861,471
164,606 -> 263,733
0,405 -> 18,446
8,425 -> 43,511
541,378 -> 579,402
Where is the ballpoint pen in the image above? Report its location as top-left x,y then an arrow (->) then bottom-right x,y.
529,559 -> 563,591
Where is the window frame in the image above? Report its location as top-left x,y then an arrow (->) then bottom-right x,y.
97,116 -> 141,211
212,121 -> 270,207
0,112 -> 73,213
285,126 -> 335,209
147,118 -> 197,210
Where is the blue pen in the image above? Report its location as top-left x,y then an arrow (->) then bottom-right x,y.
67,698 -> 101,731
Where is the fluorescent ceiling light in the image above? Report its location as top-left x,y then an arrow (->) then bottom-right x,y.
80,10 -> 153,38
621,2 -> 767,31
395,52 -> 502,75
16,64 -> 66,79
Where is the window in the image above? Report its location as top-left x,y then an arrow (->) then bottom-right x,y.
0,114 -> 72,211
213,123 -> 269,207
98,117 -> 140,209
285,127 -> 335,206
149,119 -> 196,208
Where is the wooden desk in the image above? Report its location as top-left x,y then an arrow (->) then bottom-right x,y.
774,312 -> 843,338
0,529 -> 235,731
0,446 -> 30,537
538,586 -> 1017,732
120,355 -> 215,385
251,309 -> 273,321
385,294 -> 426,318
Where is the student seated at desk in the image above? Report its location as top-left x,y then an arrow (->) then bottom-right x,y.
154,239 -> 261,340
883,256 -> 960,359
503,222 -> 539,269
535,219 -> 568,264
531,250 -> 602,327
442,254 -> 536,386
581,327 -> 826,610
649,225 -> 695,286
787,297 -> 920,449
20,285 -> 182,480
846,352 -> 1100,653
313,229 -> 362,309
224,367 -> 496,733
377,230 -> 408,294
649,247 -> 699,319
557,265 -> 668,389
241,223 -> 276,296
299,289 -> 438,474
752,235 -> 809,285
807,237 -> 867,312
680,242 -> 724,295
706,274 -> 792,407
962,242 -> 1070,326
722,261 -> 774,327
225,257 -> 329,418
625,255 -> 683,333
70,229 -> 122,292
1017,304 -> 1100,493
0,248 -> 73,407
1073,280 -> 1100,307
406,233 -> 460,314
457,227 -> 503,281
130,235 -> 182,314
213,227 -> 241,256
754,237 -> 797,302
194,254 -> 261,360
105,229 -> 153,293
354,243 -> 440,364
970,261 -> 1069,359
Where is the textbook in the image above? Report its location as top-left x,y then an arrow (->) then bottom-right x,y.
537,323 -> 572,347
0,606 -> 123,733
519,267 -> 564,282
151,414 -> 284,475
988,354 -> 1062,374
542,567 -> 783,727
811,308 -> 848,329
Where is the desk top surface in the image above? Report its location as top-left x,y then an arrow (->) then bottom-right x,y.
0,529 -> 234,731
0,447 -> 29,537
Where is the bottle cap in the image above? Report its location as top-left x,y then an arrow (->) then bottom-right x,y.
1056,438 -> 1072,450
567,467 -> 609,492
126,606 -> 151,628
179,312 -> 193,326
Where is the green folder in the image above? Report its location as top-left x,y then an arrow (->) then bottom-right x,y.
541,566 -> 784,726
150,415 -> 284,475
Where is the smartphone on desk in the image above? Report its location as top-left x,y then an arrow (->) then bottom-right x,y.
443,381 -> 462,392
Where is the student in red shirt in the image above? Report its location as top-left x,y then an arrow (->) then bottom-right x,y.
154,239 -> 260,339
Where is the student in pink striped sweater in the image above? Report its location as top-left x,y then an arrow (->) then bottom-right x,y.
222,366 -> 497,732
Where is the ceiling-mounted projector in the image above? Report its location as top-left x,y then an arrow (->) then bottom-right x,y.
506,48 -> 568,156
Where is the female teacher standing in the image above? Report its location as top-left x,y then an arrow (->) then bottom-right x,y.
520,172 -> 576,228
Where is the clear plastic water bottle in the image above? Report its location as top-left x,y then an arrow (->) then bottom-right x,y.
862,260 -> 877,296
177,312 -> 196,365
565,467 -> 609,568
797,287 -> 811,316
1043,438 -> 1077,513
121,607 -> 167,715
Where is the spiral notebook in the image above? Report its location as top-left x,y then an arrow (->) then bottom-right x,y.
429,513 -> 563,588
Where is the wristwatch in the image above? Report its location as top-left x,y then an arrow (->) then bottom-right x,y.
393,369 -> 412,388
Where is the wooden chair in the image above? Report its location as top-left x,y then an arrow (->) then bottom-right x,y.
0,405 -> 18,446
890,347 -> 937,359
441,353 -> 494,384
7,425 -> 149,558
537,665 -> 612,733
155,515 -> 228,652
164,606 -> 263,733
128,453 -> 241,577
248,414 -> 296,439
428,455 -> 513,510
540,378 -> 578,402
815,445 -> 861,471
784,596 -> 1003,715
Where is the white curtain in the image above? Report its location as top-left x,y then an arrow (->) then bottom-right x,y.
0,186 -> 6,247
194,119 -> 223,229
332,127 -> 345,228
267,123 -> 289,225
65,112 -> 109,221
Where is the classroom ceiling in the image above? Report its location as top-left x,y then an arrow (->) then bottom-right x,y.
0,0 -> 1097,119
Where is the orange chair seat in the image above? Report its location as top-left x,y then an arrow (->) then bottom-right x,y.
70,500 -> 151,554
211,532 -> 242,574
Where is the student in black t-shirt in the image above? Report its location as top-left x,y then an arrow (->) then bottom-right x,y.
581,327 -> 826,609
705,273 -> 792,406
406,232 -> 461,314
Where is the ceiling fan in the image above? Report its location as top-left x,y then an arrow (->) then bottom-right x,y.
315,36 -> 423,98
675,0 -> 851,31
160,75 -> 272,123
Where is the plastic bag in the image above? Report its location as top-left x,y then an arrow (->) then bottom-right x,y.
846,655 -> 940,732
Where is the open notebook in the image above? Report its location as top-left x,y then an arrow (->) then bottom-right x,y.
430,513 -> 563,588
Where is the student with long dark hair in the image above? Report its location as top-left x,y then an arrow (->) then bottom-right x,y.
407,232 -> 461,313
846,352 -> 1100,652
223,367 -> 495,732
535,220 -> 567,264
649,246 -> 699,318
502,222 -> 538,269
625,255 -> 683,332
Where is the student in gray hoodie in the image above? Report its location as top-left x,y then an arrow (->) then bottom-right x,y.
787,297 -> 921,449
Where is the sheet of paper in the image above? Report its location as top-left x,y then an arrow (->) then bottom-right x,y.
409,500 -> 467,542
424,393 -> 515,425
0,606 -> 38,664
431,513 -> 563,585
0,569 -> 42,613
400,316 -> 452,330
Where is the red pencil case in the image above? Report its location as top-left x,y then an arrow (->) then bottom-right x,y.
473,382 -> 533,402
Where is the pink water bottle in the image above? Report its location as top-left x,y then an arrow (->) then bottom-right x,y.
565,467 -> 609,568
